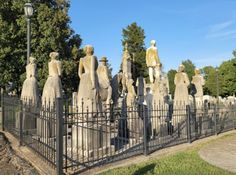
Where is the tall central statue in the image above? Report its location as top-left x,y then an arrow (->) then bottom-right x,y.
146,40 -> 160,83
77,45 -> 101,112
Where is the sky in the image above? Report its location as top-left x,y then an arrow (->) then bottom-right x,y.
68,0 -> 236,75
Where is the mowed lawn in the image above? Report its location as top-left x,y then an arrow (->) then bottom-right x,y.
99,133 -> 236,175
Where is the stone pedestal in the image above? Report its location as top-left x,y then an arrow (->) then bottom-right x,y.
71,119 -> 114,157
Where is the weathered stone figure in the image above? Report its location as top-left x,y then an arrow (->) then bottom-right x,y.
127,79 -> 136,107
136,76 -> 146,104
192,68 -> 205,105
37,52 -> 63,137
77,45 -> 101,112
41,52 -> 63,107
19,56 -> 39,130
174,64 -> 190,105
121,43 -> 132,92
97,57 -> 112,106
146,40 -> 160,83
21,56 -> 39,105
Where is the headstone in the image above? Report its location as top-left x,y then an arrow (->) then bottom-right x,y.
136,76 -> 146,104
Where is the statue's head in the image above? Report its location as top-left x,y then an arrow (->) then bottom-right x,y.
195,68 -> 200,75
178,64 -> 185,72
84,45 -> 94,56
49,52 -> 59,60
100,57 -> 107,65
150,40 -> 156,46
29,56 -> 36,64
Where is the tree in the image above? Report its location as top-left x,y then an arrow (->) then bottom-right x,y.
202,66 -> 217,96
0,0 -> 83,95
218,58 -> 236,97
122,22 -> 147,81
167,69 -> 177,98
181,59 -> 196,81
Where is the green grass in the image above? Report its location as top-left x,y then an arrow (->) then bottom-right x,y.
99,133 -> 236,175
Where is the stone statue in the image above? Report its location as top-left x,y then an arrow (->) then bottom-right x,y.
97,57 -> 112,106
191,68 -> 205,105
126,79 -> 136,107
19,56 -> 39,130
152,63 -> 169,104
21,56 -> 39,105
136,76 -> 146,104
174,64 -> 190,106
41,52 -> 63,107
77,45 -> 101,112
121,43 -> 132,92
37,52 -> 63,137
146,40 -> 160,83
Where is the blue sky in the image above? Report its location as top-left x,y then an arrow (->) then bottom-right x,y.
69,0 -> 236,75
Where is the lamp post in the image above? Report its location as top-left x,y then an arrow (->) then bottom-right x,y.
24,3 -> 33,64
216,67 -> 219,105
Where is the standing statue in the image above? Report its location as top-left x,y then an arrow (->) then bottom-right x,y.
77,45 -> 101,112
121,43 -> 132,92
97,57 -> 112,107
41,52 -> 63,107
21,56 -> 39,105
174,64 -> 190,106
19,56 -> 39,130
191,68 -> 205,105
146,40 -> 160,83
126,79 -> 136,107
152,63 -> 169,104
136,76 -> 146,104
37,52 -> 63,137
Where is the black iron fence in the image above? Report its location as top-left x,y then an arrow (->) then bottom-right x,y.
1,92 -> 236,175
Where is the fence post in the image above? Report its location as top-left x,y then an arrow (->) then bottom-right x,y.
19,100 -> 23,146
1,88 -> 4,131
214,104 -> 218,135
143,105 -> 149,156
186,105 -> 191,143
56,97 -> 63,175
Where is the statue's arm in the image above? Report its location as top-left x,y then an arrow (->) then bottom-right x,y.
156,49 -> 160,64
91,56 -> 96,88
78,59 -> 83,78
185,73 -> 190,86
57,61 -> 62,76
30,64 -> 36,77
174,74 -> 177,85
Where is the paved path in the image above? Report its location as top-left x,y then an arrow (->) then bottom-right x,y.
199,135 -> 236,173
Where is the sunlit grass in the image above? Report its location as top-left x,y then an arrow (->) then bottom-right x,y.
99,132 -> 236,175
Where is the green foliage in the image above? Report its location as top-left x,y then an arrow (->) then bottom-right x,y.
202,66 -> 217,96
218,58 -> 236,96
167,69 -> 177,98
181,59 -> 196,81
0,0 -> 83,95
122,22 -> 147,81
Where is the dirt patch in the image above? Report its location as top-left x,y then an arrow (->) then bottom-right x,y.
0,132 -> 39,175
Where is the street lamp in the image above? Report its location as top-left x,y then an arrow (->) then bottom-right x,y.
24,3 -> 33,64
215,67 -> 219,105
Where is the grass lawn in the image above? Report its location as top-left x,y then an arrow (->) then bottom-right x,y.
99,133 -> 236,175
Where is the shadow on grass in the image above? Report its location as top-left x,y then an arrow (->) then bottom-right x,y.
133,163 -> 156,175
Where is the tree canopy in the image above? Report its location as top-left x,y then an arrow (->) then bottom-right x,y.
122,22 -> 147,81
0,0 -> 83,95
